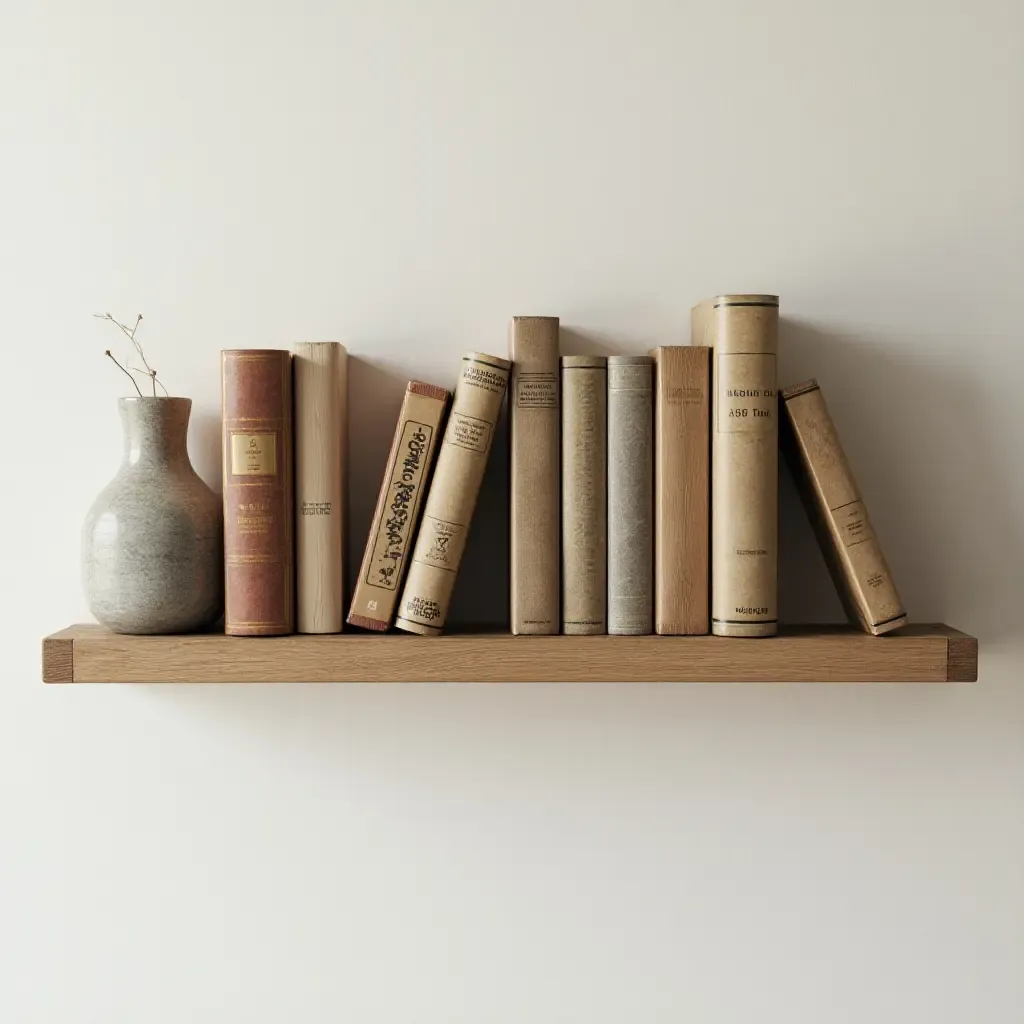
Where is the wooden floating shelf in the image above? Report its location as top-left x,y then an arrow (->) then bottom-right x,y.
42,623 -> 977,683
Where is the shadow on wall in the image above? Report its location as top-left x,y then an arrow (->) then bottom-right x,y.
779,318 -> 1019,641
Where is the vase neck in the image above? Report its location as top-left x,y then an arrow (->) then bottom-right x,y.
119,398 -> 191,468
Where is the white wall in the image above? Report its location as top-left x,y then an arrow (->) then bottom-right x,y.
3,2 -> 1022,1021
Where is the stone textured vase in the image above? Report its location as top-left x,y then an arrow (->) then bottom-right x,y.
83,397 -> 223,634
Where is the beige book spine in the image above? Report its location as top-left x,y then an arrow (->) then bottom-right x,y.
394,352 -> 511,636
698,295 -> 779,637
651,345 -> 710,635
780,379 -> 907,635
607,356 -> 653,635
509,316 -> 560,635
347,382 -> 450,631
294,342 -> 347,633
561,356 -> 607,635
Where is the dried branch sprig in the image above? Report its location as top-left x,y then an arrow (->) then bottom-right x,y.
94,311 -> 167,396
105,349 -> 144,397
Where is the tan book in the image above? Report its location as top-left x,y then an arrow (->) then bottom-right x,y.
509,316 -> 560,635
347,381 -> 450,631
651,345 -> 710,635
561,356 -> 607,635
780,379 -> 907,635
394,352 -> 511,636
695,295 -> 779,638
607,355 -> 654,635
294,342 -> 347,634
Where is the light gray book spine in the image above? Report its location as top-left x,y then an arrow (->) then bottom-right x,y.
561,356 -> 607,635
607,356 -> 653,635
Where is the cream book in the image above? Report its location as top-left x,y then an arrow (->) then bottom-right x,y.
694,295 -> 779,638
347,381 -> 450,631
780,378 -> 907,635
607,355 -> 653,635
294,342 -> 347,634
509,316 -> 560,635
561,355 -> 607,635
651,345 -> 710,635
394,353 -> 511,636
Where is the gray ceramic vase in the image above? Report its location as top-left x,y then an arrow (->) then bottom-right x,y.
83,397 -> 223,634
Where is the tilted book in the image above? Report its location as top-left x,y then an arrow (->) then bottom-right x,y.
780,379 -> 907,635
347,381 -> 450,631
607,355 -> 653,635
509,316 -> 560,635
694,295 -> 779,638
294,342 -> 347,634
651,345 -> 710,635
394,352 -> 511,636
221,349 -> 294,636
561,355 -> 607,635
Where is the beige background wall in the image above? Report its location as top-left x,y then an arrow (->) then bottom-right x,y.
2,2 -> 1022,1021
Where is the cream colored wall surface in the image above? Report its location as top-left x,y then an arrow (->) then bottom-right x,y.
2,1 -> 1022,1021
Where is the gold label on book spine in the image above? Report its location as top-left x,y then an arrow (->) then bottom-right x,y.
231,433 -> 277,476
448,412 -> 492,453
716,354 -> 776,432
515,372 -> 558,408
364,420 -> 435,592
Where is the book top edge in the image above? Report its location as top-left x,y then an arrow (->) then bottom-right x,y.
464,351 -> 512,370
780,378 -> 821,400
561,355 -> 607,368
221,349 -> 292,358
607,355 -> 654,365
691,294 -> 780,309
510,315 -> 560,324
407,381 -> 450,401
292,341 -> 348,352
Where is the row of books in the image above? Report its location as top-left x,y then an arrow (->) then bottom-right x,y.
219,294 -> 906,638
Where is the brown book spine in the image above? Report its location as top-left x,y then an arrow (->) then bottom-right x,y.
509,316 -> 560,635
780,379 -> 907,635
651,345 -> 710,634
561,356 -> 607,635
221,349 -> 294,636
347,381 -> 450,631
697,294 -> 779,638
394,353 -> 511,636
294,342 -> 347,634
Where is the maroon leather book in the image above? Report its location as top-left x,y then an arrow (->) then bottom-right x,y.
221,350 -> 294,636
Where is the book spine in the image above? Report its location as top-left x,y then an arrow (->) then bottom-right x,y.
607,356 -> 653,635
700,295 -> 779,637
780,379 -> 907,635
347,382 -> 450,631
509,316 -> 560,635
394,352 -> 511,636
221,349 -> 294,636
294,342 -> 347,634
561,356 -> 607,635
652,345 -> 710,635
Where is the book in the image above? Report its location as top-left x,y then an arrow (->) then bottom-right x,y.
607,355 -> 654,635
694,294 -> 779,637
651,345 -> 710,635
294,342 -> 347,634
221,349 -> 294,636
509,315 -> 560,635
561,355 -> 607,635
780,378 -> 907,635
347,381 -> 450,631
394,352 -> 511,636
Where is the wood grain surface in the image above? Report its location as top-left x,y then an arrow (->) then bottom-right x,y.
42,623 -> 977,683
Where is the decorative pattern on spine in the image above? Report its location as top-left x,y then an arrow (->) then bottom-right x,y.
347,381 -> 450,631
780,378 -> 907,635
221,349 -> 294,636
695,295 -> 779,638
509,316 -> 560,635
394,353 -> 511,636
561,356 -> 607,635
651,345 -> 710,635
607,356 -> 653,635
294,342 -> 347,634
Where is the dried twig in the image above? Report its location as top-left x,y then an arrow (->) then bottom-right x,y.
105,349 -> 144,397
95,311 -> 167,396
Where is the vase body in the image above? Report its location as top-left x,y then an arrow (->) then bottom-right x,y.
83,397 -> 223,634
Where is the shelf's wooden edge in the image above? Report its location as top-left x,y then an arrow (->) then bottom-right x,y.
42,629 -> 76,683
946,633 -> 979,682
